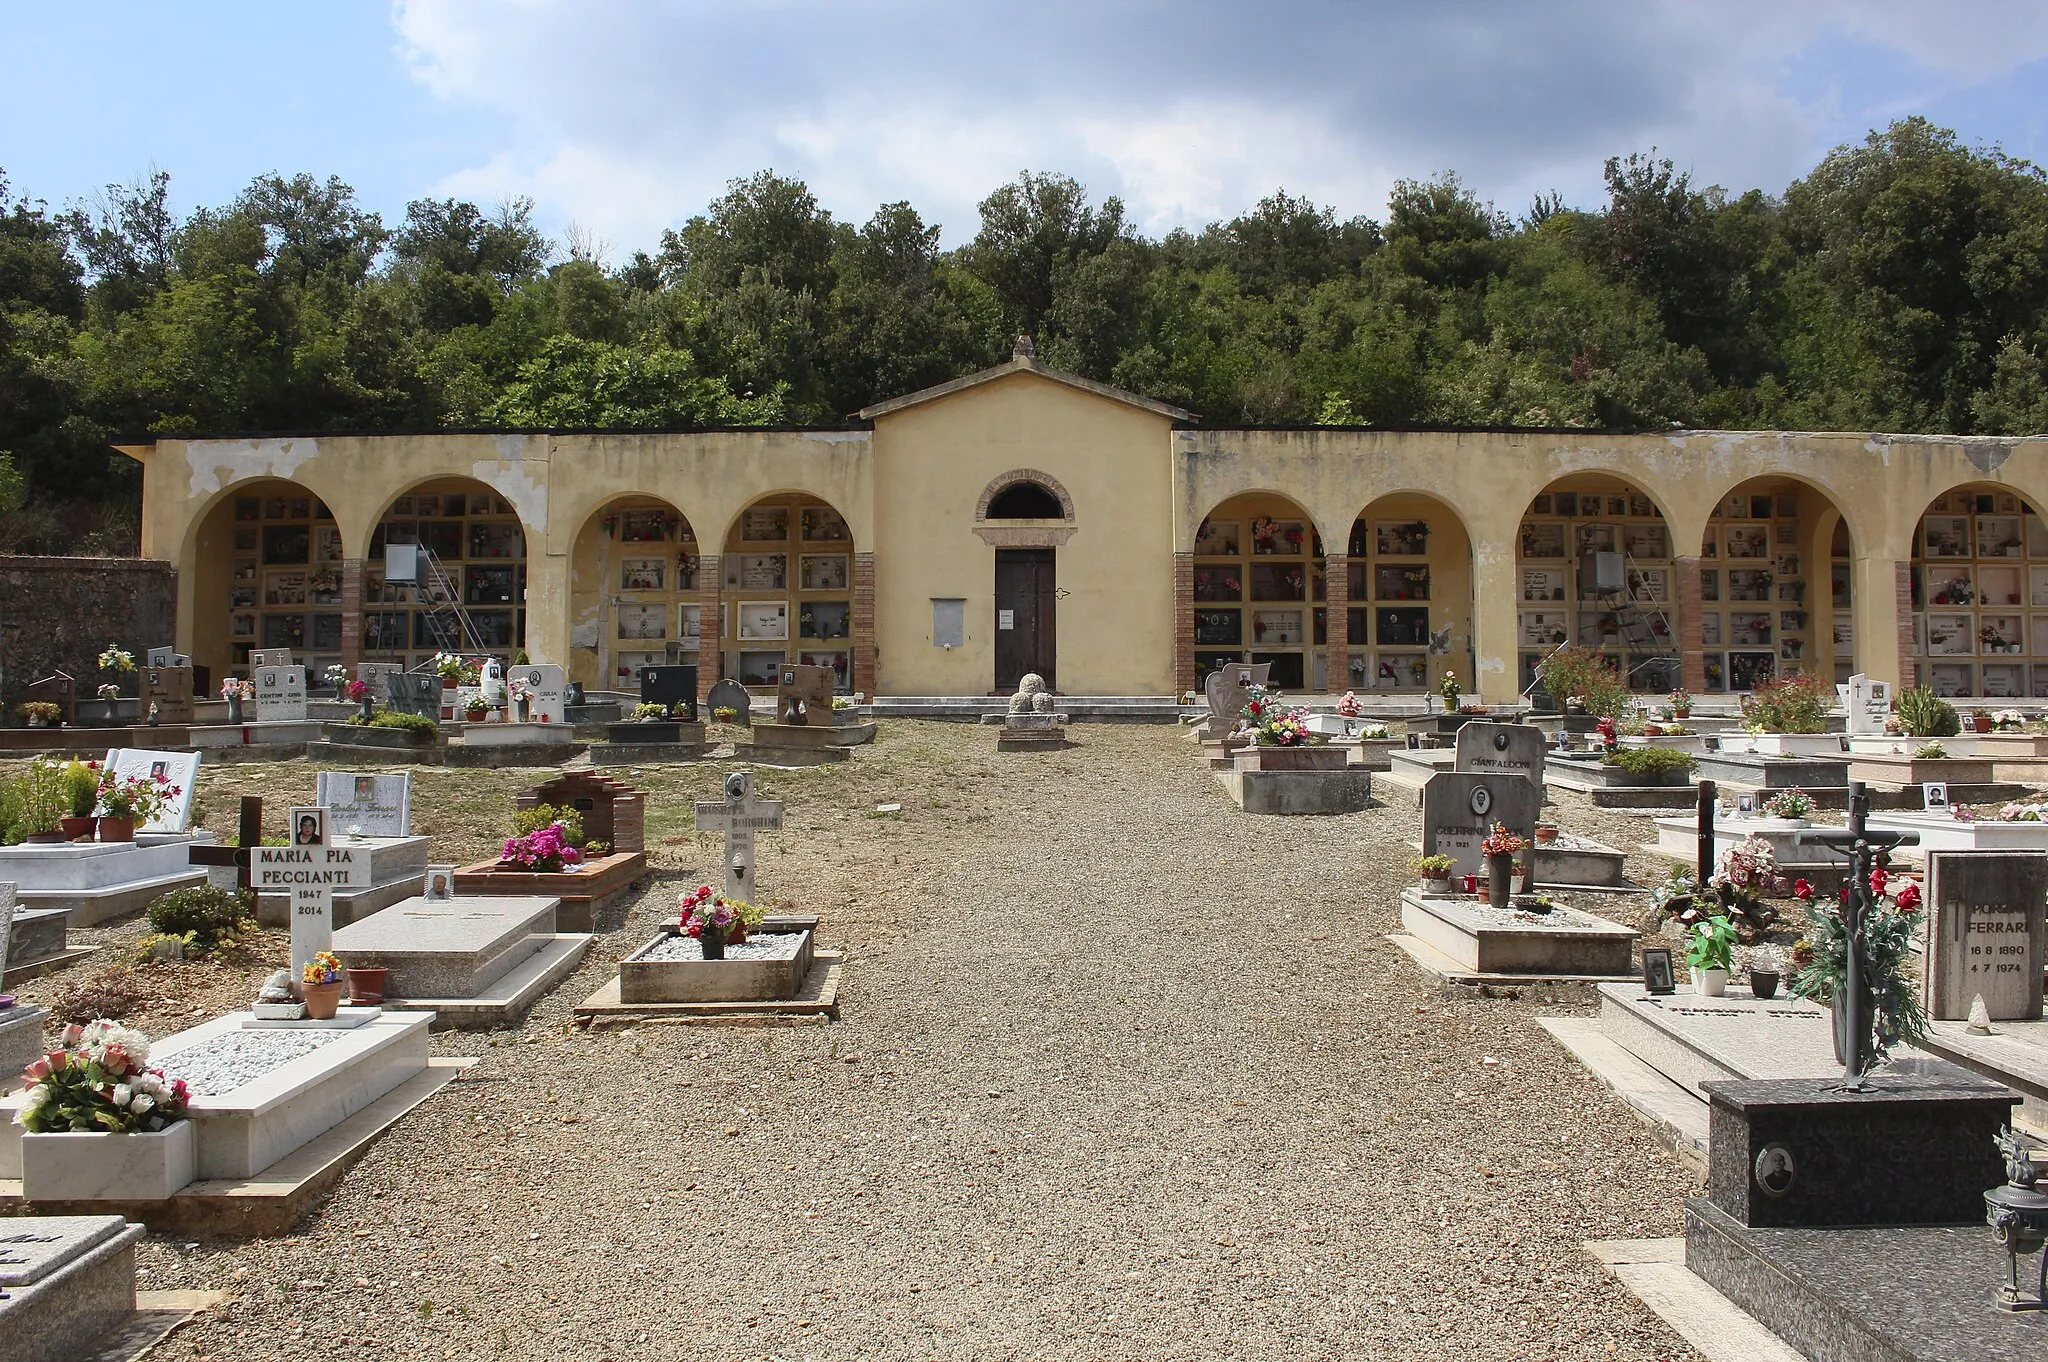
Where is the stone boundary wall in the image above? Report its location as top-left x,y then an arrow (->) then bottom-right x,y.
0,556 -> 177,713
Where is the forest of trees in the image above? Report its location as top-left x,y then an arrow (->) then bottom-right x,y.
3,116 -> 2047,554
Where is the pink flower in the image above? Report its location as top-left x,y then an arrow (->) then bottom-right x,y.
24,1057 -> 52,1082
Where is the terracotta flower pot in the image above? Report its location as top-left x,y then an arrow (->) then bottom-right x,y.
59,815 -> 97,841
1973,715 -> 1993,733
97,816 -> 136,843
303,981 -> 344,1020
346,967 -> 389,1005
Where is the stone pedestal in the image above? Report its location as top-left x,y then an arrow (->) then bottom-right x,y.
1399,888 -> 1636,976
0,833 -> 214,926
451,851 -> 646,932
619,928 -> 816,1002
997,712 -> 1069,751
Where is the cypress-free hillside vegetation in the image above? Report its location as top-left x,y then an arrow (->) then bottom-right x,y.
3,116 -> 2046,553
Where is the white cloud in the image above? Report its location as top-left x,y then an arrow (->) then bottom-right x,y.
388,0 -> 2048,251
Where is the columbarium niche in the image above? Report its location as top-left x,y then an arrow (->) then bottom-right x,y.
1340,494 -> 1473,694
191,478 -> 341,677
1514,476 -> 1677,694
363,479 -> 528,668
721,494 -> 856,692
1911,483 -> 2046,699
1192,493 -> 1325,691
569,497 -> 701,691
1696,477 -> 1851,694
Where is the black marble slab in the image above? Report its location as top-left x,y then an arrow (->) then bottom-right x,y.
1705,1063 -> 2017,1227
1687,1197 -> 2048,1362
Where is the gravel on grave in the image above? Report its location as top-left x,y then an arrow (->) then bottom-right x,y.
633,930 -> 806,963
156,1029 -> 345,1097
135,725 -> 1712,1362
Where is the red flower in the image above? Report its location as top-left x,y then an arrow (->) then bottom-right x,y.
1792,878 -> 1813,901
1894,882 -> 1923,914
1868,866 -> 1889,896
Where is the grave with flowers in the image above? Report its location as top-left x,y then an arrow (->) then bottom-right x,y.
328,891 -> 592,1029
1215,685 -> 1373,815
1869,800 -> 2048,861
0,750 -> 212,930
452,773 -> 648,932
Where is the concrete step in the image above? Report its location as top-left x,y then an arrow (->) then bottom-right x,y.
379,934 -> 594,1029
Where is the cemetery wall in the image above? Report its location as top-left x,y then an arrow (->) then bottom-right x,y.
0,555 -> 177,707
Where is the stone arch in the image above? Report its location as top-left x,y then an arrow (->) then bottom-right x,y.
976,468 -> 1076,521
568,495 -> 704,692
183,476 -> 354,682
719,490 -> 859,692
360,475 -> 530,666
1907,479 -> 2047,699
1334,490 -> 1474,695
1691,473 -> 1857,695
1511,473 -> 1682,695
1188,490 -> 1326,692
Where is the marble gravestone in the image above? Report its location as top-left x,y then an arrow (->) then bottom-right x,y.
384,672 -> 443,719
1924,850 -> 2048,1021
100,748 -> 200,833
253,809 -> 367,977
694,770 -> 781,901
776,664 -> 835,725
511,663 -> 567,724
355,662 -> 402,703
1203,662 -> 1270,735
706,678 -> 752,726
1419,771 -> 1542,878
1843,673 -> 1892,737
254,662 -> 308,721
140,665 -> 196,724
1452,720 -> 1546,790
145,647 -> 189,668
315,772 -> 413,838
640,664 -> 698,719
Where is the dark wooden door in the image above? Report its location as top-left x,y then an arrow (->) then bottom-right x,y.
994,549 -> 1056,690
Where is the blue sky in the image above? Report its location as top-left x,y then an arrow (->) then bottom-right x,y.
5,1 -> 2048,257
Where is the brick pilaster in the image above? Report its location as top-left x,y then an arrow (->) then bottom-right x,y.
339,557 -> 364,667
1674,555 -> 1704,695
1171,551 -> 1195,698
852,551 -> 877,698
696,553 -> 721,704
1894,560 -> 1918,691
1324,553 -> 1349,695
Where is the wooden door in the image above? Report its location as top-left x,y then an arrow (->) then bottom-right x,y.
994,549 -> 1056,690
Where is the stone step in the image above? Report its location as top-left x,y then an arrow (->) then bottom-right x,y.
0,1216 -> 146,1362
376,934 -> 593,1030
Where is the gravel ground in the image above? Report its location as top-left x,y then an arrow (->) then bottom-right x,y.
42,725 -> 1705,1361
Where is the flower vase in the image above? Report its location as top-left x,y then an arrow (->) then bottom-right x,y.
1749,970 -> 1780,1000
346,967 -> 389,1005
515,698 -> 531,723
1695,968 -> 1729,998
303,982 -> 343,1020
225,695 -> 243,723
699,925 -> 727,960
97,816 -> 136,843
358,698 -> 375,721
1486,854 -> 1514,911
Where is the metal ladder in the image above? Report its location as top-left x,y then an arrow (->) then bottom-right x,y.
1591,553 -> 1680,690
413,546 -> 487,653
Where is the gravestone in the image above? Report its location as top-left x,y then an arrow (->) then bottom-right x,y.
385,672 -> 443,719
253,806 -> 368,977
254,662 -> 308,721
355,662 -> 402,703
1924,849 -> 2048,1021
141,665 -> 196,724
1842,673 -> 1892,737
0,1215 -> 147,1359
1419,771 -> 1542,877
511,663 -> 567,724
22,671 -> 75,724
776,664 -> 835,725
1452,720 -> 1546,788
145,647 -> 190,668
1203,662 -> 1270,734
478,657 -> 507,708
640,664 -> 698,719
100,748 -> 200,833
518,772 -> 644,855
315,772 -> 412,838
0,880 -> 14,982
706,678 -> 752,726
250,647 -> 293,669
693,770 -> 782,901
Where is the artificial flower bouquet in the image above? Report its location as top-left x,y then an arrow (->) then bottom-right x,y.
1239,684 -> 1321,747
97,643 -> 136,673
430,651 -> 480,686
97,683 -> 121,700
346,679 -> 373,703
1761,787 -> 1815,820
323,664 -> 350,692
97,770 -> 180,822
18,1021 -> 190,1134
1993,708 -> 2026,732
676,884 -> 765,944
1998,801 -> 2048,822
498,820 -> 583,873
301,950 -> 345,987
220,677 -> 253,700
1791,863 -> 1928,1059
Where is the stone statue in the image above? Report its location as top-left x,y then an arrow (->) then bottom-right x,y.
1013,333 -> 1035,361
256,970 -> 295,1004
1009,673 -> 1047,713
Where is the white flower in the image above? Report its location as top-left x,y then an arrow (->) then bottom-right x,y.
130,1094 -> 155,1116
111,1084 -> 133,1108
16,1089 -> 47,1124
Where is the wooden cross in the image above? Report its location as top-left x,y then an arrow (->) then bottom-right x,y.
692,771 -> 782,901
188,796 -> 264,892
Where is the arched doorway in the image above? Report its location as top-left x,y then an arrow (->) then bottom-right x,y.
976,470 -> 1075,690
1911,482 -> 2042,698
363,478 -> 528,668
1514,475 -> 1678,694
1191,493 -> 1323,691
1340,493 -> 1473,693
189,478 -> 343,678
1697,477 -> 1851,694
721,493 -> 856,692
569,496 -> 701,691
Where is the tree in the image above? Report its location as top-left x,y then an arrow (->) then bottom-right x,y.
962,171 -> 1131,341
486,336 -> 785,428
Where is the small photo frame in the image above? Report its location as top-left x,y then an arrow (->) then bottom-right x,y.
1641,947 -> 1676,996
290,806 -> 327,848
1736,792 -> 1757,816
1922,781 -> 1949,812
424,865 -> 456,902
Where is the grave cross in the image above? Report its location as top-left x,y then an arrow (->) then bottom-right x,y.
188,796 -> 264,891
692,770 -> 783,902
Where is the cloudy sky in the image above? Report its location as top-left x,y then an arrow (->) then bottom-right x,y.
6,1 -> 2048,255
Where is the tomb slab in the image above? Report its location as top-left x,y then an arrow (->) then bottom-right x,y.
329,895 -> 559,999
1399,889 -> 1636,975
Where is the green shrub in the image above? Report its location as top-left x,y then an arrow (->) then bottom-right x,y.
511,802 -> 584,844
1601,746 -> 1696,777
1894,686 -> 1960,738
1738,673 -> 1834,733
145,884 -> 256,953
355,709 -> 438,735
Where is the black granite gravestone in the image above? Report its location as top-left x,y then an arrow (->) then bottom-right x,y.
385,673 -> 443,719
640,665 -> 698,719
706,678 -> 751,726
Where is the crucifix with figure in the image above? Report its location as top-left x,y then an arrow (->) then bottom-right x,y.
693,770 -> 782,902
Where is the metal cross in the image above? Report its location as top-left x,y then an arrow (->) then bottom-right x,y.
1795,780 -> 1919,1089
188,796 -> 264,891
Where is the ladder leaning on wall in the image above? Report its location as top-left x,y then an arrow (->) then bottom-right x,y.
411,546 -> 488,654
1588,552 -> 1679,691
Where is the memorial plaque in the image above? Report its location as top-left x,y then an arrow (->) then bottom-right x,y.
1925,850 -> 2048,1021
1203,662 -> 1271,730
776,664 -> 834,724
640,664 -> 698,719
141,666 -> 195,724
511,663 -> 567,723
315,772 -> 412,838
1452,720 -> 1546,789
254,807 -> 368,976
254,664 -> 307,721
100,748 -> 200,833
1420,771 -> 1542,877
1843,674 -> 1892,737
355,662 -> 402,703
250,648 -> 293,669
385,673 -> 443,719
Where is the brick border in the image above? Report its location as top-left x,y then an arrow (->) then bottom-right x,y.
974,469 -> 1076,522
852,552 -> 877,698
1894,560 -> 1918,691
1324,553 -> 1349,694
1172,551 -> 1195,697
1675,556 -> 1704,694
696,553 -> 722,704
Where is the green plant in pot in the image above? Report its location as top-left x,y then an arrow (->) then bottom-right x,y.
1791,870 -> 1927,1069
1894,686 -> 1960,738
1412,853 -> 1455,893
1685,914 -> 1737,996
12,759 -> 71,842
59,758 -> 100,839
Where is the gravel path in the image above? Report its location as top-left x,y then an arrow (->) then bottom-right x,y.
140,724 -> 1701,1361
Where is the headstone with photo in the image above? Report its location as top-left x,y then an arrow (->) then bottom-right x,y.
254,662 -> 307,721
1202,662 -> 1270,736
145,647 -> 190,669
510,663 -> 567,723
314,772 -> 413,838
99,748 -> 201,833
1843,674 -> 1892,737
706,677 -> 752,726
775,664 -> 835,726
253,807 -> 367,977
1420,771 -> 1542,878
1923,782 -> 1949,812
140,666 -> 195,724
1924,850 -> 2048,1021
385,672 -> 443,719
355,662 -> 402,703
693,770 -> 782,901
22,672 -> 75,724
640,664 -> 698,718
1452,720 -> 1547,790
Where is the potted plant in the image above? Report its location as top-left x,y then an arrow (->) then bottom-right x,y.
1669,687 -> 1693,719
1970,708 -> 1994,734
18,700 -> 60,728
1412,854 -> 1456,895
1437,669 -> 1461,712
464,694 -> 492,723
59,757 -> 100,840
17,1020 -> 194,1200
1686,914 -> 1736,996
1913,740 -> 1947,760
1747,944 -> 1784,1000
1895,686 -> 1960,738
96,767 -> 181,842
497,807 -> 585,873
1761,787 -> 1814,824
1480,823 -> 1528,911
1792,871 -> 1927,1068
301,950 -> 346,1019
1532,819 -> 1559,845
632,702 -> 670,722
712,705 -> 741,724
13,758 -> 72,843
